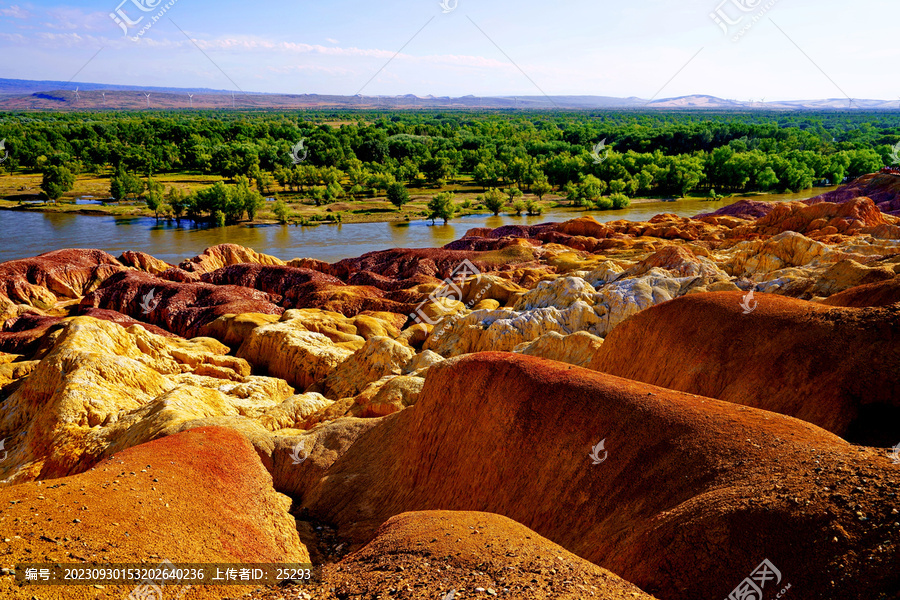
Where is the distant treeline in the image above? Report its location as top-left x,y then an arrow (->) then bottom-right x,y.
3,109 -> 900,215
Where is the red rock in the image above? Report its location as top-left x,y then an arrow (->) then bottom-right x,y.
80,270 -> 283,338
821,277 -> 900,307
0,426 -> 308,600
807,172 -> 900,215
331,248 -> 492,281
697,198 -> 775,220
306,511 -> 657,599
594,291 -> 900,443
290,353 -> 897,600
0,248 -> 125,309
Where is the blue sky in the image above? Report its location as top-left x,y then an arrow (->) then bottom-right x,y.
0,0 -> 896,100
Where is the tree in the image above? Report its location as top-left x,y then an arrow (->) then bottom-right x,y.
531,179 -> 552,201
427,191 -> 456,224
610,193 -> 630,209
273,198 -> 289,224
422,157 -> 451,187
110,168 -> 142,201
230,177 -> 265,221
505,186 -> 524,204
166,187 -> 188,222
482,188 -> 505,216
525,199 -> 543,215
757,167 -> 779,191
145,178 -> 164,219
386,182 -> 410,210
579,175 -> 606,206
41,165 -> 76,203
512,199 -> 526,216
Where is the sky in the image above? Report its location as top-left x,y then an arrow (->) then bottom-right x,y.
0,0 -> 897,101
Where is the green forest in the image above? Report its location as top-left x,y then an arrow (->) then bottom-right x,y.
1,109 -> 899,225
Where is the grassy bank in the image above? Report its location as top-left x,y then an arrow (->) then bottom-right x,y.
1,171 -> 672,226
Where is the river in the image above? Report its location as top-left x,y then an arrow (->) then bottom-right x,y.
0,190 -> 826,265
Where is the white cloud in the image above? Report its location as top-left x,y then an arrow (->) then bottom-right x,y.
0,4 -> 28,19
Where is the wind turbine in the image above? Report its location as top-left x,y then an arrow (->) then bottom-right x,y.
74,87 -> 80,103
145,92 -> 151,109
188,93 -> 194,108
102,92 -> 106,106
231,91 -> 235,109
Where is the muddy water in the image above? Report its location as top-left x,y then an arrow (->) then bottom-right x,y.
0,189 -> 827,265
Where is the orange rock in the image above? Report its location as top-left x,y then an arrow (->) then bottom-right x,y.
594,291 -> 900,441
0,426 -> 308,599
294,353 -> 898,600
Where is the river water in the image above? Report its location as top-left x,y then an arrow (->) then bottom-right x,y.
0,190 -> 826,265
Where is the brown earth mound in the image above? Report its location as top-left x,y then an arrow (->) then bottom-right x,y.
331,248 -> 491,280
0,426 -> 308,600
593,291 -> 900,444
79,270 -> 283,338
821,277 -> 900,308
731,197 -> 893,239
248,511 -> 657,600
809,172 -> 900,215
293,353 -> 900,600
0,248 -> 125,312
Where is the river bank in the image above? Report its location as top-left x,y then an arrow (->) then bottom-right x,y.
0,188 -> 834,265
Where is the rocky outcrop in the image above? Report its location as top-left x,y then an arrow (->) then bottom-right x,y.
514,330 -> 604,369
177,243 -> 286,274
294,353 -> 899,600
0,248 -> 125,318
0,426 -> 309,600
117,250 -> 173,275
593,291 -> 900,444
807,172 -> 900,215
80,270 -> 283,338
236,310 -> 374,390
301,511 -> 657,600
0,317 -> 299,483
321,336 -> 415,400
821,277 -> 900,307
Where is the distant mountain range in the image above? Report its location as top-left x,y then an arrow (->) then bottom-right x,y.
0,78 -> 896,111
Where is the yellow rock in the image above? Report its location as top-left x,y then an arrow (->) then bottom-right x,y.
200,312 -> 282,348
0,317 -> 302,485
513,331 -> 604,370
323,336 -> 416,400
237,318 -> 355,390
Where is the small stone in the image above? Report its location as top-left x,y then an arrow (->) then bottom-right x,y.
487,589 -> 497,596
72,519 -> 81,523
